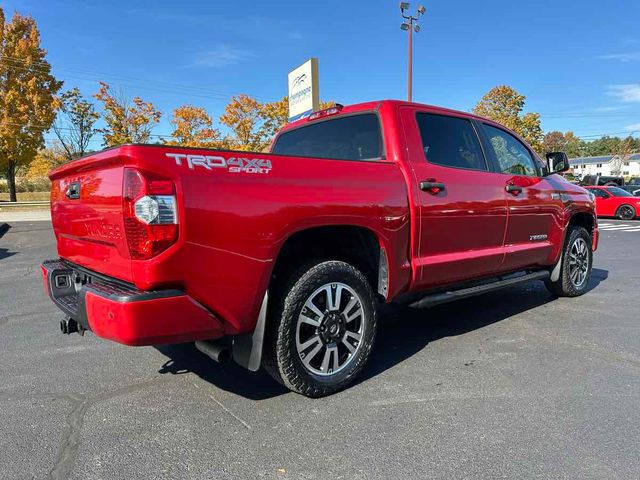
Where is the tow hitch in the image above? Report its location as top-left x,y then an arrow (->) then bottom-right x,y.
60,317 -> 79,335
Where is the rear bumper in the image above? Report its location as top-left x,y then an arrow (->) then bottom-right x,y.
41,259 -> 225,346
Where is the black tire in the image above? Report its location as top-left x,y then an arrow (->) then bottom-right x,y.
615,204 -> 636,220
262,260 -> 377,397
545,226 -> 593,297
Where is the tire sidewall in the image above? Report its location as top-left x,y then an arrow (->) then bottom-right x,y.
560,227 -> 593,296
616,204 -> 636,220
278,261 -> 376,393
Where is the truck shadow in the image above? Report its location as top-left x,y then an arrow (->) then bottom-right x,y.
154,269 -> 608,401
0,222 -> 10,239
0,247 -> 17,261
359,268 -> 608,385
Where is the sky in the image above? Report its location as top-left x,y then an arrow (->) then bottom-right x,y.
3,0 -> 640,149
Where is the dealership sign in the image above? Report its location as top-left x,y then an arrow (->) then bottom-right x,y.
288,58 -> 319,122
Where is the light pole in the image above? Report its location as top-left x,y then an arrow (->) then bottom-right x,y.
400,3 -> 425,102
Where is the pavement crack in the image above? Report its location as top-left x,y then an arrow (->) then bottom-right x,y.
47,378 -> 172,480
208,394 -> 252,430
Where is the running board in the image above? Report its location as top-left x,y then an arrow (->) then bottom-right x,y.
408,270 -> 550,309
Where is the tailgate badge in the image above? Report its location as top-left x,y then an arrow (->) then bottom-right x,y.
65,182 -> 81,200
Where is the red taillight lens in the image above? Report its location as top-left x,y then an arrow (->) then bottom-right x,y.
123,168 -> 178,260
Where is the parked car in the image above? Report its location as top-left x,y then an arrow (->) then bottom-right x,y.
628,177 -> 640,186
585,186 -> 640,219
580,175 -> 624,187
42,100 -> 598,397
619,185 -> 640,197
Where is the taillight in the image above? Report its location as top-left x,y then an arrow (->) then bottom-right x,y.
123,168 -> 178,259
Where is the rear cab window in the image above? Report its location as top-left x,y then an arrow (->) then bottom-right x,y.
272,113 -> 383,161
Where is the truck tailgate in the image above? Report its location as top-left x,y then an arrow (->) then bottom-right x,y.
49,152 -> 132,282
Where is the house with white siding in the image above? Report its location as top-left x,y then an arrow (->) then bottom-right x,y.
570,153 -> 640,178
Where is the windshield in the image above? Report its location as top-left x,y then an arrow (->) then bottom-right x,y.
606,187 -> 634,197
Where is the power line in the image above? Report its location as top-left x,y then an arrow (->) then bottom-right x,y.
0,55 -> 278,102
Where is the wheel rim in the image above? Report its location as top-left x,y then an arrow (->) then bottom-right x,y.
568,237 -> 589,288
619,206 -> 634,219
295,282 -> 365,376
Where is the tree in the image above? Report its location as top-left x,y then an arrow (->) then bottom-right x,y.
53,87 -> 99,161
168,105 -> 221,148
473,85 -> 543,153
542,131 -> 567,154
94,81 -> 161,147
260,96 -> 289,141
25,142 -> 67,180
612,136 -> 635,176
563,131 -> 583,158
220,95 -> 337,152
219,94 -> 269,151
0,9 -> 62,201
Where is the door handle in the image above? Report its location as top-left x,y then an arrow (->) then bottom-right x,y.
420,181 -> 445,194
505,184 -> 523,196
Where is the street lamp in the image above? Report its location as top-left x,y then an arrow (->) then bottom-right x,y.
400,2 -> 426,102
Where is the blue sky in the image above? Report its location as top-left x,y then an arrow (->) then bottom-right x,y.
4,0 -> 640,148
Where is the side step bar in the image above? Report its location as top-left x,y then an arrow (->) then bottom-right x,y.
409,270 -> 550,309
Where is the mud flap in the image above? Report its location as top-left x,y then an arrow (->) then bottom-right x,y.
232,291 -> 268,371
550,252 -> 563,282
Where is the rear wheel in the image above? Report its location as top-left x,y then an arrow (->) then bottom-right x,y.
262,260 -> 377,397
615,204 -> 636,220
545,226 -> 592,297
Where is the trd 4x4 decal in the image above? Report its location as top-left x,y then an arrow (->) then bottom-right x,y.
166,153 -> 272,174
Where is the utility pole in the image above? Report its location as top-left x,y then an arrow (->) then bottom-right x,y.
400,3 -> 425,102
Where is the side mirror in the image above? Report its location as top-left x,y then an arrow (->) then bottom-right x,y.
545,152 -> 570,175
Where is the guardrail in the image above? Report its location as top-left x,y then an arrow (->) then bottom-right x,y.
0,201 -> 49,208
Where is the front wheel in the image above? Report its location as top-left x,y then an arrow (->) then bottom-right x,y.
615,204 -> 636,220
262,260 -> 377,397
545,226 -> 593,297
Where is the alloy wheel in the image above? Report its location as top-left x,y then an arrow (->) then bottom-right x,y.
295,282 -> 365,376
619,205 -> 635,220
568,237 -> 589,288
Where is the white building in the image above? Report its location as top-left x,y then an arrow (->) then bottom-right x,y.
570,153 -> 640,178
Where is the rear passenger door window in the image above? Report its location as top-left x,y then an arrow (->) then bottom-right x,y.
481,124 -> 538,176
415,113 -> 487,171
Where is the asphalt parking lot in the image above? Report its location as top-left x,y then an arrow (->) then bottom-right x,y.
1,220 -> 639,480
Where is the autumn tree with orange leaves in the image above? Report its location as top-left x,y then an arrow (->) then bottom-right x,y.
168,105 -> 222,148
94,81 -> 161,147
473,85 -> 543,153
218,95 -> 335,152
0,8 -> 62,201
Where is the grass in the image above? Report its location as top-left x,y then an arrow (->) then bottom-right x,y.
0,191 -> 50,202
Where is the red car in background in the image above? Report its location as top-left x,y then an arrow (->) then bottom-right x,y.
585,186 -> 640,220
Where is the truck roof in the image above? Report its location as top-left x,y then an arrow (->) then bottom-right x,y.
281,99 -> 489,132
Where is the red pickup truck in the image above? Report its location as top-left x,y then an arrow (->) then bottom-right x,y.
42,100 -> 598,397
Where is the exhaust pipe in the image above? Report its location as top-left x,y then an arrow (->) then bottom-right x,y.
195,340 -> 232,365
60,317 -> 78,335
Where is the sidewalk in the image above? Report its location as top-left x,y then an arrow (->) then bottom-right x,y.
0,210 -> 52,223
